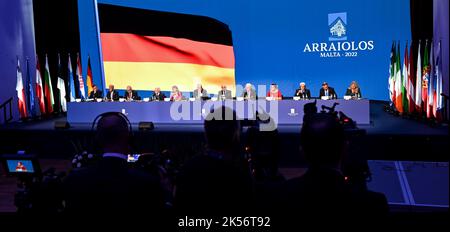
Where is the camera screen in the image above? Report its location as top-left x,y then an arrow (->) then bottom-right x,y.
6,160 -> 35,173
127,154 -> 141,163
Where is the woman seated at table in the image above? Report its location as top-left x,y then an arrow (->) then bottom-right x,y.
345,81 -> 362,99
267,83 -> 282,100
170,85 -> 184,101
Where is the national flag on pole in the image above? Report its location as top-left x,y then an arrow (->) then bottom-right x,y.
76,53 -> 86,99
435,41 -> 443,120
16,58 -> 28,119
407,42 -> 415,113
422,40 -> 430,110
414,41 -> 422,112
388,42 -> 396,104
394,42 -> 403,113
68,54 -> 76,101
402,42 -> 409,113
36,56 -> 46,115
26,58 -> 36,117
57,54 -> 67,112
44,54 -> 55,114
427,41 -> 434,119
86,56 -> 94,96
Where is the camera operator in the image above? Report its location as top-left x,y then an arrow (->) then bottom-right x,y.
276,105 -> 388,227
62,113 -> 165,218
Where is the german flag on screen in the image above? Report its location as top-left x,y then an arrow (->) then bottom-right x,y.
98,4 -> 235,94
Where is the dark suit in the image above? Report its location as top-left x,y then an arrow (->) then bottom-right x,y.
345,88 -> 362,98
124,90 -> 140,101
294,88 -> 311,99
63,156 -> 164,215
151,92 -> 166,101
106,90 -> 119,101
175,155 -> 252,214
319,87 -> 337,99
88,90 -> 103,99
218,90 -> 232,99
277,167 -> 388,226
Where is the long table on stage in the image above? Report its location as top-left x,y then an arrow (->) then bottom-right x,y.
67,99 -> 370,125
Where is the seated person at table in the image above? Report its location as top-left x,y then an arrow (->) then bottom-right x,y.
105,84 -> 119,101
218,85 -> 232,100
241,83 -> 257,100
89,85 -> 103,100
170,85 -> 184,101
345,81 -> 362,98
267,83 -> 282,100
193,84 -> 208,99
319,82 -> 337,99
151,87 -> 166,101
294,82 -> 311,99
124,85 -> 140,101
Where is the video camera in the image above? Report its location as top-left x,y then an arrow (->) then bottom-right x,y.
1,153 -> 65,213
1,153 -> 41,177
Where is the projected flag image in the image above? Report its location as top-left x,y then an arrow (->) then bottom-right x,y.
98,4 -> 236,95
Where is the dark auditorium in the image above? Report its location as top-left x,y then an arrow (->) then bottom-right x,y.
0,0 -> 448,230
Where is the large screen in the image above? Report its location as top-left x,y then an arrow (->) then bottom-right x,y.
80,0 -> 412,100
98,4 -> 236,95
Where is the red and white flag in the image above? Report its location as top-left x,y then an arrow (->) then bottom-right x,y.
35,56 -> 46,115
16,58 -> 28,119
76,53 -> 86,99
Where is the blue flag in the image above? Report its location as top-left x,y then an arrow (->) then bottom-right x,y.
68,54 -> 76,101
26,58 -> 36,117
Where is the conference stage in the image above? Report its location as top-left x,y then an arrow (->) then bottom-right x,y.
67,99 -> 370,125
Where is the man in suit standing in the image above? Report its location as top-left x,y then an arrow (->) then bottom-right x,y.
105,84 -> 119,101
88,85 -> 103,99
151,87 -> 166,101
241,83 -> 257,100
63,113 -> 165,217
319,82 -> 337,99
193,84 -> 208,99
218,85 -> 232,100
295,82 -> 311,99
124,85 -> 140,101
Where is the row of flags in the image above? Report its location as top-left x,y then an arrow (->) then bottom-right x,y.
15,54 -> 94,119
388,40 -> 444,121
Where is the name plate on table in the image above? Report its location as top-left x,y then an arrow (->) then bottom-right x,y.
236,97 -> 244,101
293,96 -> 301,101
321,96 -> 330,100
344,96 -> 352,100
266,97 -> 273,101
189,97 -> 196,101
211,97 -> 218,101
143,97 -> 150,102
164,98 -> 171,102
119,98 -> 125,102
75,99 -> 82,102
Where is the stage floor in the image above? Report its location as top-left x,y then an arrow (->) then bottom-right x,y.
1,101 -> 448,162
1,101 -> 447,136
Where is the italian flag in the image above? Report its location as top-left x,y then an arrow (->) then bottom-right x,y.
44,55 -> 55,114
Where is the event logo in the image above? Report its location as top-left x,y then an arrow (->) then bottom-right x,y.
329,13 -> 347,41
303,12 -> 375,58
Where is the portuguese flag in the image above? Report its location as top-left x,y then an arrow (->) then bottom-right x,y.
98,4 -> 235,95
